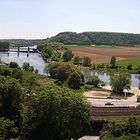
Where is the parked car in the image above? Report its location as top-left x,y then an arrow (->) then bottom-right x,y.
105,102 -> 114,105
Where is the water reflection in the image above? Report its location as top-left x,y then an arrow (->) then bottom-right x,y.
0,51 -> 47,75
81,67 -> 140,87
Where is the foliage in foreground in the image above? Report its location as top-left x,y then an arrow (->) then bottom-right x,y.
0,118 -> 17,140
0,76 -> 22,125
22,84 -> 91,140
0,64 -> 91,140
101,117 -> 140,140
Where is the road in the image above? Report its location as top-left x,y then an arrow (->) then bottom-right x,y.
84,86 -> 140,107
87,98 -> 140,107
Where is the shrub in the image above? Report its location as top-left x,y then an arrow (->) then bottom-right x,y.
86,75 -> 101,87
9,62 -> 19,68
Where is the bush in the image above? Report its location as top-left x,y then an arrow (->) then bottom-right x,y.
127,64 -> 133,70
22,62 -> 30,71
67,72 -> 81,89
0,118 -> 18,140
86,75 -> 101,87
83,56 -> 91,67
9,62 -> 19,68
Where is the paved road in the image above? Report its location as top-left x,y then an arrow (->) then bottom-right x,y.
87,98 -> 140,107
78,136 -> 99,140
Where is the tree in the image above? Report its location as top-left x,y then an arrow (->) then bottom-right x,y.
62,49 -> 74,62
23,84 -> 91,140
67,72 -> 81,89
9,62 -> 19,68
29,66 -> 34,72
110,73 -> 131,94
22,62 -> 34,72
0,118 -> 18,140
49,62 -> 81,82
12,68 -> 23,83
127,64 -> 133,70
25,75 -> 37,96
0,42 -> 9,51
83,56 -> 91,67
0,65 -> 12,76
110,56 -> 116,68
86,75 -> 101,87
73,56 -> 81,65
0,76 -> 22,125
22,62 -> 30,71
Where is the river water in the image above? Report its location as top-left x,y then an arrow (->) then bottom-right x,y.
0,52 -> 46,74
81,68 -> 140,87
0,49 -> 140,87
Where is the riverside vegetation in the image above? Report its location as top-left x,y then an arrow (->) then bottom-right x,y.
1,33 -> 140,140
0,61 -> 92,140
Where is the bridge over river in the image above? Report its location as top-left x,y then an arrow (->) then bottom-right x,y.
9,46 -> 37,53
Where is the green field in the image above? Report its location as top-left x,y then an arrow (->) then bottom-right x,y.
117,57 -> 140,68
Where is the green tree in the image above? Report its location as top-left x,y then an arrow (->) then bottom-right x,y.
26,75 -> 37,96
62,49 -> 74,62
73,56 -> 81,65
67,72 -> 81,89
110,73 -> 131,94
127,64 -> 133,70
9,62 -> 19,68
23,84 -> 91,140
83,56 -> 91,67
86,75 -> 101,88
110,56 -> 116,68
0,118 -> 17,140
12,68 -> 23,83
0,76 -> 22,125
49,62 -> 81,82
0,65 -> 11,76
22,62 -> 30,71
29,66 -> 34,72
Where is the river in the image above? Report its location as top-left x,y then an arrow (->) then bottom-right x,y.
0,51 -> 46,74
0,48 -> 140,87
81,67 -> 140,87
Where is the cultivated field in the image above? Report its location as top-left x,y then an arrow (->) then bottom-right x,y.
66,45 -> 140,66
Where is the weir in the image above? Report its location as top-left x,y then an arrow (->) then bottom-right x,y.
9,46 -> 37,53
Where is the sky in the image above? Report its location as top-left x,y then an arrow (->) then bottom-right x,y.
0,0 -> 140,39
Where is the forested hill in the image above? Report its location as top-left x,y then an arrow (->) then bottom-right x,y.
2,31 -> 140,46
49,32 -> 140,45
0,39 -> 48,46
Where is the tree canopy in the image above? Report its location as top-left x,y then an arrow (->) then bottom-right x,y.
23,84 -> 91,140
48,32 -> 140,46
110,73 -> 131,94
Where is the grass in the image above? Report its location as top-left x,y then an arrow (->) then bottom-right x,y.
117,57 -> 140,68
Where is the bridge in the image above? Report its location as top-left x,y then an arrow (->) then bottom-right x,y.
9,46 -> 37,53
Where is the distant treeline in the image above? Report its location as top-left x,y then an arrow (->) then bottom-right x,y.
49,32 -> 140,45
0,42 -> 9,50
2,31 -> 140,46
0,39 -> 48,47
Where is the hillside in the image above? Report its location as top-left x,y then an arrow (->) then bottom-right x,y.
2,31 -> 140,46
49,32 -> 92,45
0,39 -> 48,46
49,32 -> 140,46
